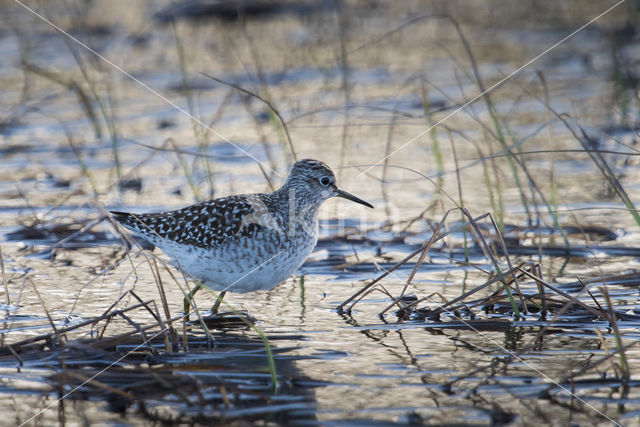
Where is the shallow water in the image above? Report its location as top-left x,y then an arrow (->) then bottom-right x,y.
2,0 -> 640,425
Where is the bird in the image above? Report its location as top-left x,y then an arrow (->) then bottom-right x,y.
110,159 -> 373,313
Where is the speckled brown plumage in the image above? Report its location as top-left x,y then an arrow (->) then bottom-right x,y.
111,195 -> 269,249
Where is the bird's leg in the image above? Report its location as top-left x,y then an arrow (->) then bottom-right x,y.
183,282 -> 203,322
184,285 -> 226,323
210,291 -> 227,314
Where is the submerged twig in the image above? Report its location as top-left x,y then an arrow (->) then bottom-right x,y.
9,298 -> 156,350
337,210 -> 491,313
515,267 -> 606,319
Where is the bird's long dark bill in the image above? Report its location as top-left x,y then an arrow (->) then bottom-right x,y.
336,189 -> 374,208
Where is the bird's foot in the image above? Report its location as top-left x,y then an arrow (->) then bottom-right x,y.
201,310 -> 257,329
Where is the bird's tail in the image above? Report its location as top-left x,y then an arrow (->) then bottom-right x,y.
110,211 -> 140,230
110,211 -> 157,250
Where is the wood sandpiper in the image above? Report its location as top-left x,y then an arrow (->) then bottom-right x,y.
111,159 -> 373,310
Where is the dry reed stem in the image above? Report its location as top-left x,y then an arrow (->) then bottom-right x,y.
378,244 -> 431,316
543,339 -> 637,396
97,290 -> 140,339
506,272 -> 635,359
201,72 -> 297,162
515,267 -> 606,319
337,210 -> 452,312
593,327 -> 622,378
0,246 -> 8,306
600,286 -> 630,379
84,311 -> 188,351
61,370 -> 136,401
378,215 -> 448,316
488,214 -> 527,313
338,211 -> 491,312
26,276 -> 60,340
127,290 -> 171,352
420,269 -> 514,318
9,298 -> 155,351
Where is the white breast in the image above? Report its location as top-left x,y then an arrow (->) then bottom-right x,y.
157,228 -> 318,293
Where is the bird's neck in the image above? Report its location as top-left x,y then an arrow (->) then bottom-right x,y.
272,183 -> 321,230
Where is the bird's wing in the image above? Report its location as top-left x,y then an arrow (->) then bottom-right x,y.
111,194 -> 278,249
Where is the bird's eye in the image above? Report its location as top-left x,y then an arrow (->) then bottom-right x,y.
319,176 -> 331,186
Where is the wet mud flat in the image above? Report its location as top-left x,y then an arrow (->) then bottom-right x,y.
3,212 -> 640,425
2,0 -> 640,425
